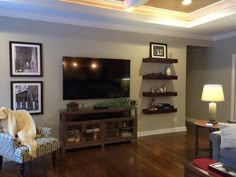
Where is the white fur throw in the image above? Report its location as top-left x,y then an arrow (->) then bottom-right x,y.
219,123 -> 236,149
0,107 -> 37,157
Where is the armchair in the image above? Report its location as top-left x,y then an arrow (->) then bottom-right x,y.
0,127 -> 60,177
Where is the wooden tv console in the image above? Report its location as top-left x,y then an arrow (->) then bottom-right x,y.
60,108 -> 137,155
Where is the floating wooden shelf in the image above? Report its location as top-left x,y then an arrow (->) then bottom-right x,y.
142,57 -> 178,115
142,92 -> 177,97
143,58 -> 178,63
142,108 -> 177,114
143,74 -> 178,80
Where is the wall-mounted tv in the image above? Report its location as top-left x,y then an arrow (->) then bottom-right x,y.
63,56 -> 130,100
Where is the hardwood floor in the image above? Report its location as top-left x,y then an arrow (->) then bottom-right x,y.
0,122 -> 211,177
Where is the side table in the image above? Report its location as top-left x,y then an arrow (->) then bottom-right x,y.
194,120 -> 219,158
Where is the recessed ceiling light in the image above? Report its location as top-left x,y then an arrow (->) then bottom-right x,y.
182,0 -> 192,5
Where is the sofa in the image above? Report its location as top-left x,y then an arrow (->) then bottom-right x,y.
210,123 -> 236,169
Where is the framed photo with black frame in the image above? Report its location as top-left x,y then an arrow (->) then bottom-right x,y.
149,42 -> 167,58
10,81 -> 43,114
9,41 -> 42,77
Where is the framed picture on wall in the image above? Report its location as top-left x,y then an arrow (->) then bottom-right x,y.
10,81 -> 43,114
149,42 -> 167,58
9,41 -> 42,77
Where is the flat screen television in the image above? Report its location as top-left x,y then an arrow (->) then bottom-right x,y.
63,57 -> 130,100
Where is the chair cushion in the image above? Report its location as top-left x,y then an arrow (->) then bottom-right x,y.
36,137 -> 59,157
219,123 -> 236,149
14,137 -> 59,163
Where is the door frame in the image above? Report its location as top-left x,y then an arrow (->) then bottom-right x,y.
231,54 -> 236,120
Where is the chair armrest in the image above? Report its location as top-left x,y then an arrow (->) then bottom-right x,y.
0,133 -> 19,152
209,131 -> 221,161
37,127 -> 52,137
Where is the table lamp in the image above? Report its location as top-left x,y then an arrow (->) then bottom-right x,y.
201,84 -> 224,123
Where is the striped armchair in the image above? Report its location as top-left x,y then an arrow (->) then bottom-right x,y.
0,127 -> 60,177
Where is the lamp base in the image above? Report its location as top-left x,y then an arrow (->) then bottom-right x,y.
208,119 -> 218,125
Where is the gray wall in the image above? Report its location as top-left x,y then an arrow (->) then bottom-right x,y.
0,16 -> 212,137
186,37 -> 236,122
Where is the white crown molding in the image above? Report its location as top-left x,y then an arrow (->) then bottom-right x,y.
213,31 -> 236,41
188,0 -> 236,20
138,126 -> 186,137
0,5 -> 213,41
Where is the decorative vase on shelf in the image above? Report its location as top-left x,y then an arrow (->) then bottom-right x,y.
165,67 -> 171,76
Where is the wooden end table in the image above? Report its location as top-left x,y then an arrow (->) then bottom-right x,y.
194,120 -> 219,158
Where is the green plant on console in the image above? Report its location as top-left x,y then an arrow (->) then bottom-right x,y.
93,97 -> 137,110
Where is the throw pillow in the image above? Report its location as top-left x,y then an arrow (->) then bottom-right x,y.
219,123 -> 236,149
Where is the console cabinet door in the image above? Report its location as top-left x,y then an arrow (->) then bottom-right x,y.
104,117 -> 135,141
66,123 -> 82,146
83,120 -> 102,143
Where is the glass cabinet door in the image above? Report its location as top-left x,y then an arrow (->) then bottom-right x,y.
66,124 -> 82,145
120,119 -> 134,138
104,120 -> 120,140
83,121 -> 102,142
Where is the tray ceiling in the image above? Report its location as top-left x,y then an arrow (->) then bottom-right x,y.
0,0 -> 236,40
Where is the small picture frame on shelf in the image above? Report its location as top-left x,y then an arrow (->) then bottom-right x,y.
10,81 -> 43,114
149,42 -> 167,58
9,41 -> 42,77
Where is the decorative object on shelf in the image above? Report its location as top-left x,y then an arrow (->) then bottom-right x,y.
150,97 -> 157,110
149,42 -> 167,58
67,102 -> 78,111
156,87 -> 163,93
155,84 -> 167,93
201,84 -> 225,123
162,84 -> 167,93
156,103 -> 174,110
151,88 -> 155,93
9,41 -> 42,77
165,67 -> 171,76
10,81 -> 43,114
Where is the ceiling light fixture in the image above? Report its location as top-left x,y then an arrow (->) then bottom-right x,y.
182,0 -> 192,6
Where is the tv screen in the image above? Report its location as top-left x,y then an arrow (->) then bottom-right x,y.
63,57 -> 130,100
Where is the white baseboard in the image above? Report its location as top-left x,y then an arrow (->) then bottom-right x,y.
137,126 -> 187,137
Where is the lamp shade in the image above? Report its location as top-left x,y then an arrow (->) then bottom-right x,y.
201,84 -> 224,102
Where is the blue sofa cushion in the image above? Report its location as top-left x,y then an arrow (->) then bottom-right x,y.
220,148 -> 236,164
